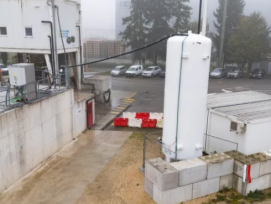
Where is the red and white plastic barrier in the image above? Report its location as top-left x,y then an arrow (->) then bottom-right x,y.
115,112 -> 164,128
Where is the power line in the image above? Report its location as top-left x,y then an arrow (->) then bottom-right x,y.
68,33 -> 188,68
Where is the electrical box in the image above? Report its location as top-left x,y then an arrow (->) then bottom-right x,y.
9,63 -> 37,101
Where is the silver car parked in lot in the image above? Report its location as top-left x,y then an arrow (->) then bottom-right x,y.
111,65 -> 126,76
209,68 -> 227,78
142,66 -> 161,78
227,68 -> 243,79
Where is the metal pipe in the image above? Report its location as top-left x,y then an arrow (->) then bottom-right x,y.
41,21 -> 55,74
47,36 -> 54,69
51,0 -> 59,82
198,0 -> 203,34
76,25 -> 84,84
219,0 -> 228,67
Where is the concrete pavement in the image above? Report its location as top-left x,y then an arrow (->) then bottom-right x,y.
0,130 -> 132,204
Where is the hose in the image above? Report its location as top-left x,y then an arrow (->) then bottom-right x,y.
175,36 -> 188,161
103,89 -> 111,103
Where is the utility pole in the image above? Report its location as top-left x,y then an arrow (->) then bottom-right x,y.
201,0 -> 209,36
219,0 -> 228,67
51,0 -> 59,83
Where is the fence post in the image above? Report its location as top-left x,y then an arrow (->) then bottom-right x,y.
142,134 -> 147,169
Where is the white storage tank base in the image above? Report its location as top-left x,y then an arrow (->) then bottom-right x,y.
162,32 -> 212,160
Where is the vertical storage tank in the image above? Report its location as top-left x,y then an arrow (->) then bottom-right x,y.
162,32 -> 212,160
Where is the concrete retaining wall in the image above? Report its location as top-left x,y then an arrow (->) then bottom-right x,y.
145,151 -> 271,204
0,89 -> 92,193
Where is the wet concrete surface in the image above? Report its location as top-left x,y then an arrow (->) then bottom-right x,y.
0,130 -> 132,204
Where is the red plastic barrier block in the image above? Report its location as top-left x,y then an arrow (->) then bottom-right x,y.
141,119 -> 157,128
149,119 -> 157,128
136,113 -> 150,120
114,118 -> 128,127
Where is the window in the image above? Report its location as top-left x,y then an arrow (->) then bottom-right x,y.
25,27 -> 33,36
230,121 -> 238,131
0,27 -> 7,35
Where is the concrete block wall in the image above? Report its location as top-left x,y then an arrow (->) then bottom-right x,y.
145,154 -> 234,204
227,151 -> 271,196
0,89 -> 92,193
145,151 -> 271,203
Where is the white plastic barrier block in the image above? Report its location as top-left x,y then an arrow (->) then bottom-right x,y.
145,158 -> 178,191
170,158 -> 207,187
233,174 -> 271,196
199,153 -> 234,179
145,176 -> 153,198
192,177 -> 220,199
156,119 -> 163,128
220,174 -> 233,190
153,184 -> 192,204
234,160 -> 260,179
122,112 -> 136,119
128,118 -> 142,128
150,113 -> 163,120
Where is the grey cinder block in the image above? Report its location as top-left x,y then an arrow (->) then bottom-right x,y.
153,184 -> 192,204
233,174 -> 271,196
199,153 -> 234,179
234,160 -> 260,179
220,174 -> 233,190
170,158 -> 207,187
145,158 -> 178,191
192,177 -> 220,199
145,176 -> 153,198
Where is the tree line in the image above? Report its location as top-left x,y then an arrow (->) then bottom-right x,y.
121,0 -> 271,70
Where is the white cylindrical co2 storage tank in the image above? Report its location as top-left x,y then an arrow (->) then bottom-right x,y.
162,32 -> 212,160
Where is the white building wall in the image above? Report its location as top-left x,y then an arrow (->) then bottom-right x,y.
244,122 -> 271,155
206,113 -> 245,153
0,0 -> 81,54
0,89 -> 92,193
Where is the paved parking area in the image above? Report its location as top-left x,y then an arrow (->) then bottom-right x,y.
105,75 -> 271,130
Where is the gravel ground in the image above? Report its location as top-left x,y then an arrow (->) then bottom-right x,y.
75,132 -> 271,204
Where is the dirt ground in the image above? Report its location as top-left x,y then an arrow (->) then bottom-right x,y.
75,132 -> 271,204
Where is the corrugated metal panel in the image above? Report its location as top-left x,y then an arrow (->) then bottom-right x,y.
214,100 -> 271,123
207,91 -> 271,108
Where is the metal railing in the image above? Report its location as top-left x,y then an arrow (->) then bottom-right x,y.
141,131 -> 177,172
0,67 -> 70,112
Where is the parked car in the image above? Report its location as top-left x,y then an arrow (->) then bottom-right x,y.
227,68 -> 243,79
209,68 -> 227,78
160,71 -> 166,78
111,65 -> 126,76
125,65 -> 143,77
249,68 -> 265,79
142,66 -> 161,78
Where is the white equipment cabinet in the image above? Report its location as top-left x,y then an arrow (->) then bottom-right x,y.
162,32 -> 212,160
9,63 -> 37,101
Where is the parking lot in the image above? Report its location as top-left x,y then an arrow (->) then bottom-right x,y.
111,75 -> 271,111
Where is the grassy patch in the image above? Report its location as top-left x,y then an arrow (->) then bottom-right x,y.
201,189 -> 271,204
130,132 -> 145,140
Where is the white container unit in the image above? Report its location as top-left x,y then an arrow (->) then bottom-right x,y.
162,32 -> 212,160
206,100 -> 271,155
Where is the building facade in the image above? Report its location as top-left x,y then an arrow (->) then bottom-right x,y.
83,40 -> 125,59
115,0 -> 131,40
0,0 -> 82,88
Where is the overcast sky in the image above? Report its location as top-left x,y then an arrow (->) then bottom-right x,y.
82,0 -> 271,40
